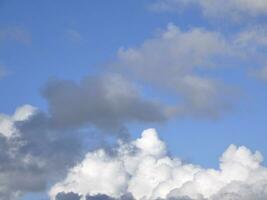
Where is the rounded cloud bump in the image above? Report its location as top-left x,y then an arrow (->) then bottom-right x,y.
50,129 -> 267,200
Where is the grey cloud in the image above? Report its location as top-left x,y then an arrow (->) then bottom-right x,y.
86,193 -> 135,200
0,111 -> 83,199
53,183 -> 267,200
56,192 -> 82,200
167,188 -> 206,200
166,197 -> 197,200
211,181 -> 267,200
115,24 -> 237,118
0,73 -> 171,199
42,73 -> 170,132
54,193 -> 135,200
51,177 -> 267,200
86,194 -> 115,200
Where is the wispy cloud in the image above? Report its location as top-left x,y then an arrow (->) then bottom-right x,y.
0,26 -> 31,45
251,66 -> 267,82
0,64 -> 8,79
65,29 -> 84,44
150,0 -> 267,22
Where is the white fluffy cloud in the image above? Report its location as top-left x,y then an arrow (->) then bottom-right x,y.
150,0 -> 267,20
49,129 -> 267,200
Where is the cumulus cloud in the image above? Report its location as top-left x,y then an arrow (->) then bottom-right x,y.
42,73 -> 171,132
115,24 -> 237,118
0,73 -> 175,199
150,0 -> 267,20
50,128 -> 267,200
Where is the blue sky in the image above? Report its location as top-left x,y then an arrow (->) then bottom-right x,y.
1,1 -> 267,200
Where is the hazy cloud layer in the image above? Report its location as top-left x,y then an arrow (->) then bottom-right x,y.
0,27 -> 31,45
65,29 -> 84,44
150,0 -> 267,20
50,129 -> 267,200
254,66 -> 267,82
0,65 -> 7,79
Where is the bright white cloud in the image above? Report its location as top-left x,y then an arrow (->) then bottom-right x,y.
49,128 -> 267,200
0,105 -> 36,138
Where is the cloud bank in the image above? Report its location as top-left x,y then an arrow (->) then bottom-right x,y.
0,74 -> 172,199
2,23 -> 267,200
50,129 -> 267,200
